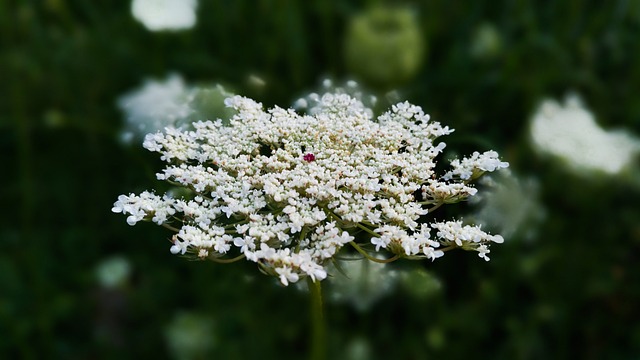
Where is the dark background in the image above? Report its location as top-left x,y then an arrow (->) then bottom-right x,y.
3,1 -> 640,359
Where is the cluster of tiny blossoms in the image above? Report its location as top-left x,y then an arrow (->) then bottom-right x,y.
113,93 -> 508,285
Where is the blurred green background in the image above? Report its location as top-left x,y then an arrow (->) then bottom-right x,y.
3,1 -> 640,359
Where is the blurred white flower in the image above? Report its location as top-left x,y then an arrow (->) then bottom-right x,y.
118,74 -> 194,143
530,95 -> 640,175
399,266 -> 441,300
95,256 -> 131,289
117,75 -> 234,143
469,170 -> 544,240
327,255 -> 399,311
131,0 -> 198,31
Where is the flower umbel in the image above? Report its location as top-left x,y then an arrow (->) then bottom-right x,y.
113,92 -> 508,285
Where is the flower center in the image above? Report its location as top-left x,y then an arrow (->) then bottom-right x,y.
303,153 -> 316,162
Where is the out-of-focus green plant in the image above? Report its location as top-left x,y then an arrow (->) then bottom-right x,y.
344,5 -> 425,89
469,23 -> 503,61
165,311 -> 215,360
95,256 -> 132,290
187,85 -> 237,125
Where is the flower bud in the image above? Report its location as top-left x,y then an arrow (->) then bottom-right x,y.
470,23 -> 503,61
344,5 -> 425,88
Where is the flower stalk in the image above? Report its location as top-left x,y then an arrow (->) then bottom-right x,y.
307,277 -> 326,360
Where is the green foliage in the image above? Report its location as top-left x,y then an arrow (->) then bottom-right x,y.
2,1 -> 640,359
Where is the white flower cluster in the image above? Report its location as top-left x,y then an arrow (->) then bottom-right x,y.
113,92 -> 508,285
443,150 -> 509,181
112,191 -> 176,226
294,79 -> 377,118
431,220 -> 504,261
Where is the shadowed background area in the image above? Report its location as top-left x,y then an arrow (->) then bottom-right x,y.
2,1 -> 640,359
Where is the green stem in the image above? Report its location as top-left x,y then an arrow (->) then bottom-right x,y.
162,223 -> 180,232
427,202 -> 444,213
349,242 -> 400,263
439,244 -> 457,252
307,277 -> 326,360
355,222 -> 380,238
209,254 -> 245,264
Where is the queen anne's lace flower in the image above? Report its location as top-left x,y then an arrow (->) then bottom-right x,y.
113,92 -> 508,285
